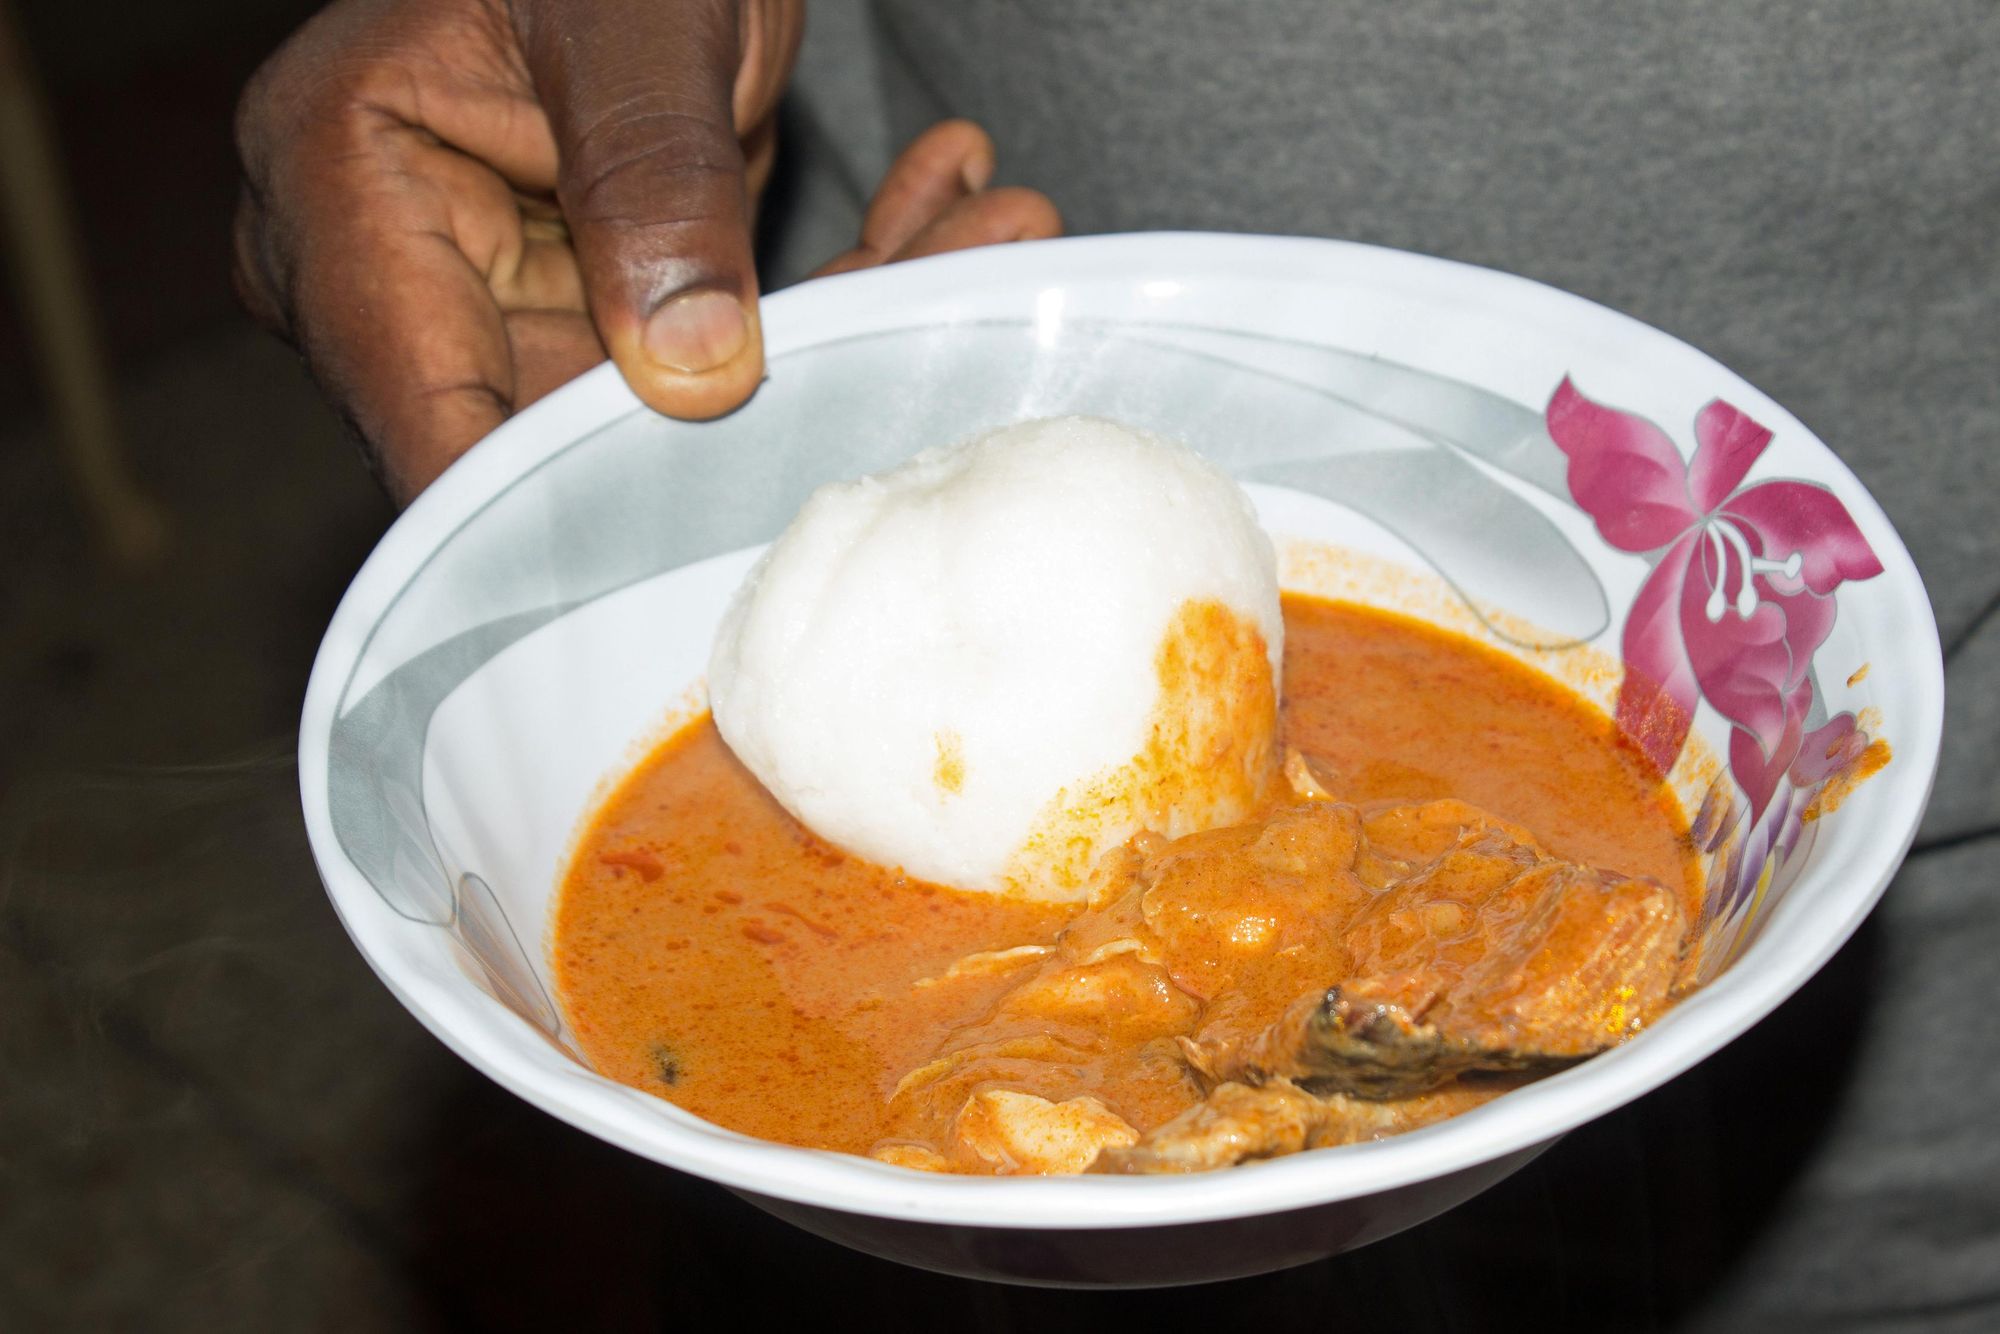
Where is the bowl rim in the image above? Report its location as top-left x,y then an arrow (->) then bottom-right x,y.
299,230 -> 1944,1230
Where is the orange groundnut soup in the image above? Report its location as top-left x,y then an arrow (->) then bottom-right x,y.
553,595 -> 1700,1172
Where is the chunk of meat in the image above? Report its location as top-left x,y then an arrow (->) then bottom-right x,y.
878,795 -> 1690,1172
876,945 -> 1199,1160
1091,1079 -> 1504,1174
1189,850 -> 1687,1097
1186,987 -> 1580,1100
1135,800 -> 1371,1010
1089,1081 -> 1376,1173
954,1089 -> 1139,1174
1342,823 -> 1686,1059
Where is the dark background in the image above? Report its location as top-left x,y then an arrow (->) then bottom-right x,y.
0,4 -> 1983,1330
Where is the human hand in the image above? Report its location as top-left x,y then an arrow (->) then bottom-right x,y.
809,119 -> 1061,282
234,0 -> 1058,505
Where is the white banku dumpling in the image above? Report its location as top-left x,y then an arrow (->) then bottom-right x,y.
708,415 -> 1282,898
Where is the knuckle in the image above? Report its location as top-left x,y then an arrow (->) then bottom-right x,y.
234,21 -> 415,176
562,101 -> 744,230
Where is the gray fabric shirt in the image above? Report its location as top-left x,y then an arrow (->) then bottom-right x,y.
767,3 -> 2000,1326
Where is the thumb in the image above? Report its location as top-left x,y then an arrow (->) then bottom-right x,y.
513,0 -> 764,420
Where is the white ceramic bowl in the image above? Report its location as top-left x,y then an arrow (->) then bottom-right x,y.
300,233 -> 1942,1288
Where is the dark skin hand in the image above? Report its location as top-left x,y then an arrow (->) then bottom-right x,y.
234,0 -> 1061,504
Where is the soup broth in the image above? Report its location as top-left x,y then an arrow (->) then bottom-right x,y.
552,595 -> 1698,1165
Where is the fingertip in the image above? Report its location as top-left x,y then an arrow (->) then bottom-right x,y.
927,117 -> 995,154
913,119 -> 996,192
892,186 -> 1066,264
943,122 -> 996,193
960,146 -> 995,194
990,186 -> 1063,241
861,119 -> 1004,259
614,295 -> 766,421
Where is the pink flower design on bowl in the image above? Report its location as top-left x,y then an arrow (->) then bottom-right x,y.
1546,379 -> 1884,956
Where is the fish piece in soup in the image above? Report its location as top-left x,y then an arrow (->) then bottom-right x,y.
1185,816 -> 1688,1098
886,794 -> 1689,1171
